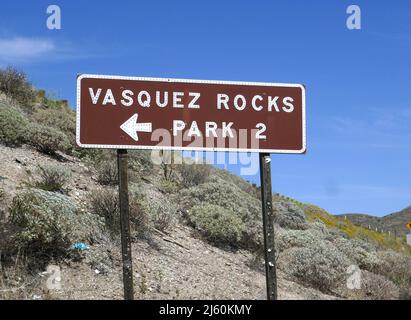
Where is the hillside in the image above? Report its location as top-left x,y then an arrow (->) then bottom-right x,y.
0,143 -> 336,300
337,207 -> 411,237
0,68 -> 411,300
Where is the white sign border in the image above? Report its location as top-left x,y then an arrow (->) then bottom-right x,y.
76,74 -> 306,154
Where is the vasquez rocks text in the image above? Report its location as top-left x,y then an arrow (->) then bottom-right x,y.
87,87 -> 296,140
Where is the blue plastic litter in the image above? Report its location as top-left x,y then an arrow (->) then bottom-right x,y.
71,242 -> 90,251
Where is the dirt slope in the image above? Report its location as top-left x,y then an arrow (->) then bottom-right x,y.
0,144 -> 336,300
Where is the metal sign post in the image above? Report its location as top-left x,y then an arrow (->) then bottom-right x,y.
259,153 -> 278,300
76,74 -> 306,301
117,149 -> 134,300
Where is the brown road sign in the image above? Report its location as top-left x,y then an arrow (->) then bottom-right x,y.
76,74 -> 306,153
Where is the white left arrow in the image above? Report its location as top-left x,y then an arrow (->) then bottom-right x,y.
120,113 -> 152,141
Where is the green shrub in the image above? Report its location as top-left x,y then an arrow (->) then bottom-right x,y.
0,67 -> 35,106
332,237 -> 380,271
27,124 -> 71,155
141,196 -> 176,232
129,150 -> 154,175
151,202 -> 175,232
130,184 -> 177,233
188,204 -> 244,245
277,228 -> 327,252
180,180 -> 260,218
0,187 -> 6,221
159,179 -> 179,193
179,163 -> 210,187
278,241 -> 351,293
90,188 -> 119,232
0,187 -> 5,203
212,167 -> 257,196
73,148 -> 105,162
373,250 -> 411,291
129,183 -> 146,200
89,187 -> 150,237
31,164 -> 71,192
0,104 -> 28,147
129,197 -> 151,239
349,270 -> 400,300
274,201 -> 308,230
31,108 -> 76,142
161,163 -> 176,181
9,189 -> 105,250
180,179 -> 262,249
97,161 -> 118,186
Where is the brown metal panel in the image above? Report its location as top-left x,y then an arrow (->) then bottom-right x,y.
76,75 -> 306,154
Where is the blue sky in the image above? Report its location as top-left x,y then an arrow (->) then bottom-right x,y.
1,1 -> 411,216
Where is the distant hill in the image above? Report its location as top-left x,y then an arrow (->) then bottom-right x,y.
337,206 -> 411,236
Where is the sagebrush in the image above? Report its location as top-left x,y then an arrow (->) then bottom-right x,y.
97,161 -> 118,186
30,164 -> 71,192
27,124 -> 71,155
188,203 -> 244,245
0,67 -> 35,106
179,163 -> 210,187
0,104 -> 28,147
9,189 -> 105,251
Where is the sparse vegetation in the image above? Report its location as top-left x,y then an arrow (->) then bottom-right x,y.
129,197 -> 150,239
31,107 -> 76,144
141,195 -> 176,233
332,237 -> 380,271
27,123 -> 71,155
89,187 -> 150,237
90,188 -> 119,232
277,227 -> 327,252
179,163 -> 210,187
0,104 -> 28,147
130,183 -> 177,233
353,270 -> 399,300
30,164 -> 71,192
96,161 -> 118,186
0,187 -> 5,203
372,250 -> 411,297
0,73 -> 410,300
160,151 -> 178,181
179,179 -> 262,249
161,163 -> 176,181
129,150 -> 154,176
274,201 -> 308,230
188,203 -> 244,245
279,241 -> 351,293
159,179 -> 179,193
300,203 -> 411,255
0,67 -> 35,106
9,189 -> 104,251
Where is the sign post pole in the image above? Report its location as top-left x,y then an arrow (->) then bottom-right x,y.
259,153 -> 278,300
117,149 -> 134,300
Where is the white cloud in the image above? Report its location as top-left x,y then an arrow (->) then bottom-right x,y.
0,37 -> 55,62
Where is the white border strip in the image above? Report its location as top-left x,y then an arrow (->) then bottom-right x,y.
76,74 -> 306,154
